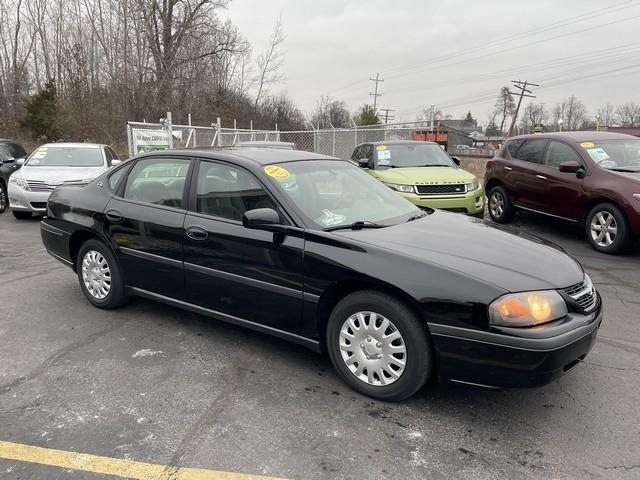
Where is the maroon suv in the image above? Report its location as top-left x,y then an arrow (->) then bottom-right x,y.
484,131 -> 640,254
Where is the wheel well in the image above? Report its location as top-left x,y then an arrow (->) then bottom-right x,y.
580,197 -> 628,226
485,178 -> 503,194
315,280 -> 427,349
68,230 -> 99,270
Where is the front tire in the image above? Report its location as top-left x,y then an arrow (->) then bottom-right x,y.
585,203 -> 630,254
77,239 -> 126,309
487,185 -> 514,223
326,290 -> 432,401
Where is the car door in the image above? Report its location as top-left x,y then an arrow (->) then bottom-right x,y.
537,140 -> 586,220
104,156 -> 193,299
507,138 -> 549,209
183,158 -> 305,334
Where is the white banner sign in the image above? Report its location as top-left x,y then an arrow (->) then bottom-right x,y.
132,129 -> 169,153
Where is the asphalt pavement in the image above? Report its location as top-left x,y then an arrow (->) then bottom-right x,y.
0,210 -> 638,479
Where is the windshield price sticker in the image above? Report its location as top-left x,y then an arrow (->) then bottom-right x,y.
378,150 -> 391,161
320,209 -> 346,226
586,147 -> 610,163
264,165 -> 291,180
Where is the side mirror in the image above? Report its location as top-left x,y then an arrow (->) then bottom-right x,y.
559,161 -> 583,174
451,156 -> 461,166
357,158 -> 370,168
242,208 -> 285,232
16,157 -> 25,166
111,159 -> 122,166
2,156 -> 15,164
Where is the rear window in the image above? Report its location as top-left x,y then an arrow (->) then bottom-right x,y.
506,139 -> 525,158
513,139 -> 548,164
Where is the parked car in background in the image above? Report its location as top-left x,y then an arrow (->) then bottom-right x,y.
0,139 -> 28,213
351,140 -> 485,216
485,131 -> 640,254
41,148 -> 600,401
8,143 -> 121,219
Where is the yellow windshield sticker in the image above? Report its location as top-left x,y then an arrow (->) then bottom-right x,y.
264,165 -> 290,180
580,142 -> 595,149
376,145 -> 387,151
37,147 -> 48,152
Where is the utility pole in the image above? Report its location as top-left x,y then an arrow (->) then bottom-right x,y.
507,80 -> 539,137
369,73 -> 384,111
379,108 -> 395,124
429,104 -> 436,130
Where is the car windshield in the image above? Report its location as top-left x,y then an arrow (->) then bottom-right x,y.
264,160 -> 420,230
26,146 -> 104,167
580,140 -> 640,172
374,143 -> 455,168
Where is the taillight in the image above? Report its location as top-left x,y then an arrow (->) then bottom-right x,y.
486,160 -> 494,172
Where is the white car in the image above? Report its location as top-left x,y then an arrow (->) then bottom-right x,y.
8,143 -> 121,219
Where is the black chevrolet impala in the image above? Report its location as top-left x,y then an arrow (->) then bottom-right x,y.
41,148 -> 602,401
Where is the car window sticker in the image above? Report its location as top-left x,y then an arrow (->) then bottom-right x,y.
580,142 -> 595,149
264,165 -> 290,180
377,150 -> 391,162
586,148 -> 611,163
319,209 -> 346,226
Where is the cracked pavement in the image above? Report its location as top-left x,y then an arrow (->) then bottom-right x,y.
0,210 -> 639,479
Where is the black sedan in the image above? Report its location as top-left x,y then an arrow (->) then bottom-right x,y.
41,148 -> 602,401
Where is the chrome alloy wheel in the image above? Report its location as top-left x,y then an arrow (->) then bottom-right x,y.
81,250 -> 111,300
339,311 -> 407,386
590,211 -> 618,247
489,191 -> 504,218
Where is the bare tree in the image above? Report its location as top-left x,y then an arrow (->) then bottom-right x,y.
254,16 -> 285,108
563,95 -> 587,131
310,96 -> 350,128
616,102 -> 640,127
494,87 -> 515,134
596,103 -> 617,127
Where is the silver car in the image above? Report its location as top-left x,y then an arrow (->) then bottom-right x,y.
8,143 -> 121,219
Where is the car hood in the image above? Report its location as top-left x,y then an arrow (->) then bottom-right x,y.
16,165 -> 106,183
336,211 -> 584,292
372,166 -> 476,185
607,169 -> 640,182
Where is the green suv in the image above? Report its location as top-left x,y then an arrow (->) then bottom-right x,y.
351,140 -> 485,216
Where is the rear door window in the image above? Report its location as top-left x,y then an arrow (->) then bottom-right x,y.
506,139 -> 525,158
543,141 -> 583,168
513,139 -> 548,164
123,158 -> 191,208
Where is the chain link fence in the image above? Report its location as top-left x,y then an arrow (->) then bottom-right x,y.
126,117 -> 435,160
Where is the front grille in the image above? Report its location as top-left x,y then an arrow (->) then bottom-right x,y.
26,180 -> 56,192
30,202 -> 47,209
415,184 -> 466,195
562,276 -> 597,312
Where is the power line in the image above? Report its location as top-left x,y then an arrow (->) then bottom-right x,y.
369,73 -> 384,110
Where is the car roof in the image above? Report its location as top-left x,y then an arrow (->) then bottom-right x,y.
361,140 -> 440,146
140,147 -> 341,166
234,141 -> 295,147
507,131 -> 637,144
39,143 -> 106,148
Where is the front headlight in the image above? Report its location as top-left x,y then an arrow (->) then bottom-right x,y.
489,290 -> 567,327
384,182 -> 415,193
9,175 -> 29,190
466,180 -> 480,192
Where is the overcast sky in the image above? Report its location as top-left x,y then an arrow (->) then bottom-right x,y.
224,0 -> 640,125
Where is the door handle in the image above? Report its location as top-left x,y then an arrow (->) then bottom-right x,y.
105,209 -> 122,222
186,226 -> 208,241
504,166 -> 513,171
536,175 -> 548,180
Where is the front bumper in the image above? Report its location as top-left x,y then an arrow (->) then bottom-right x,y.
430,298 -> 602,388
398,187 -> 485,215
8,184 -> 50,213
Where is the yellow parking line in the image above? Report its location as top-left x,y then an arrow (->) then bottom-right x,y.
0,440 -> 285,480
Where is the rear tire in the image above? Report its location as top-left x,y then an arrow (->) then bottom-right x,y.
77,239 -> 127,309
12,210 -> 32,219
585,203 -> 630,255
326,290 -> 432,401
487,185 -> 514,223
0,182 -> 7,213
